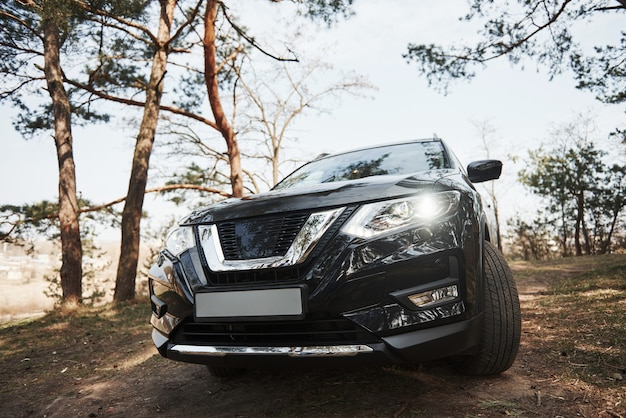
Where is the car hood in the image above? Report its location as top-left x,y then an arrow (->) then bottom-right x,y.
181,170 -> 459,225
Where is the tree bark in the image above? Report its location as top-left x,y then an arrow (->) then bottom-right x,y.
204,0 -> 244,198
42,20 -> 83,305
574,192 -> 584,256
581,206 -> 592,255
114,0 -> 176,302
559,200 -> 569,257
603,200 -> 622,254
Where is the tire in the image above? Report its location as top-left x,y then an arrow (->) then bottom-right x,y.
459,240 -> 521,375
207,365 -> 243,378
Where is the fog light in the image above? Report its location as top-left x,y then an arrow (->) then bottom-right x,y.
408,285 -> 458,308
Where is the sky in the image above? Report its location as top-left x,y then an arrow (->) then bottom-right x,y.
1,0 -> 624,240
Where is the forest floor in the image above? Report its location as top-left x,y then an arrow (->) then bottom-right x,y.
1,254 -> 625,417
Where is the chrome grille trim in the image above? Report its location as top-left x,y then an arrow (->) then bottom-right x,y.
198,207 -> 345,272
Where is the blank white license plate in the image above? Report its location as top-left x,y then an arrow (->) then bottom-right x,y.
195,287 -> 304,319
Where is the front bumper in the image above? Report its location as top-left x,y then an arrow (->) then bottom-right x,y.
151,313 -> 483,368
149,250 -> 483,368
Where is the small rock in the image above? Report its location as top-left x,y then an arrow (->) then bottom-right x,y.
610,373 -> 623,381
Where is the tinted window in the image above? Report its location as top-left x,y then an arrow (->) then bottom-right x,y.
274,141 -> 449,190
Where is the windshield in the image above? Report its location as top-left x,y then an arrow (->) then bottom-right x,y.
274,140 -> 450,191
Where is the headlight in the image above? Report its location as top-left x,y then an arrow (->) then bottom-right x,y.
165,226 -> 195,256
341,191 -> 460,239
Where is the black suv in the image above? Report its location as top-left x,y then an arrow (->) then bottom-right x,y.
149,139 -> 521,376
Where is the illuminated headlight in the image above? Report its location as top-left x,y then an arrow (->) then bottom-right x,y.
165,226 -> 195,256
408,285 -> 459,308
341,191 -> 461,239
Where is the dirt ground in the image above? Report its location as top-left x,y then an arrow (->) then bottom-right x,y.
2,258 -> 625,418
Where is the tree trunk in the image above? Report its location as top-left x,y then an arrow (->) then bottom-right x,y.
574,192 -> 584,256
42,20 -> 83,305
559,200 -> 569,257
581,210 -> 592,255
603,204 -> 621,254
204,0 -> 244,198
490,184 -> 503,252
114,0 -> 176,302
272,149 -> 279,186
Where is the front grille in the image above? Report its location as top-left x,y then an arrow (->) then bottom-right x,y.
175,316 -> 378,346
217,213 -> 310,260
201,206 -> 355,287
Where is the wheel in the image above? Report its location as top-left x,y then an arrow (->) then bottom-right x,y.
207,365 -> 243,378
459,240 -> 521,375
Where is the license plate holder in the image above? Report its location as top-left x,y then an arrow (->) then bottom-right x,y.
194,286 -> 306,321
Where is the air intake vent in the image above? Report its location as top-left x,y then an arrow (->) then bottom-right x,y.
176,316 -> 377,346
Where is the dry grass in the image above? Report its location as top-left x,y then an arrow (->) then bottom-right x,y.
0,254 -> 624,417
530,256 -> 625,381
0,301 -> 151,407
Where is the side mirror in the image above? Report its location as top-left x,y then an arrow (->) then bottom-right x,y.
467,160 -> 503,183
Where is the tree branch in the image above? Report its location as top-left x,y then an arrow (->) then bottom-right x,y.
0,76 -> 44,99
75,1 -> 158,45
595,0 -> 626,11
472,0 -> 574,64
79,184 -> 232,214
220,2 -> 299,62
64,78 -> 219,130
0,9 -> 43,41
169,0 -> 204,47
